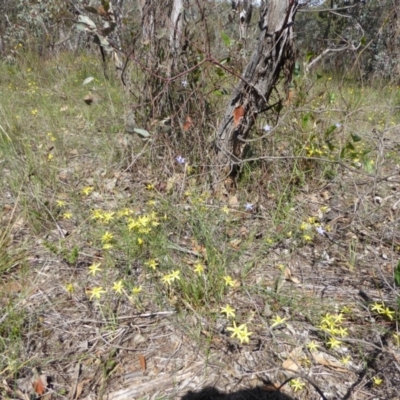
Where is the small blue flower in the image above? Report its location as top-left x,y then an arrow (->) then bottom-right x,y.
176,155 -> 185,164
316,226 -> 326,236
245,203 -> 254,211
181,80 -> 188,88
263,124 -> 271,132
335,122 -> 342,128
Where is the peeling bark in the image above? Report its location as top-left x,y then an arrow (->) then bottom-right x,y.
214,0 -> 299,184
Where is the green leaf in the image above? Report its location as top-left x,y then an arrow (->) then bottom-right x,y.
361,36 -> 366,46
316,73 -> 323,80
101,0 -> 110,12
294,62 -> 300,77
215,68 -> 225,77
221,31 -> 231,47
133,128 -> 151,138
77,15 -> 96,30
301,113 -> 311,130
219,57 -> 231,65
345,141 -> 355,151
327,142 -> 335,151
351,133 -> 362,142
395,260 -> 400,287
363,159 -> 375,173
84,6 -> 99,14
306,51 -> 314,63
324,125 -> 337,138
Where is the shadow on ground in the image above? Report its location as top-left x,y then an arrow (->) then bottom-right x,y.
181,386 -> 295,400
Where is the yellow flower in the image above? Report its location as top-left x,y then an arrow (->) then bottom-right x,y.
65,283 -> 74,293
81,186 -> 94,196
372,376 -> 383,386
306,340 -> 319,352
383,307 -> 395,320
223,275 -> 236,287
300,222 -> 309,231
393,333 -> 400,347
227,321 -> 252,344
270,315 -> 287,328
194,262 -> 205,275
89,286 -> 106,300
102,243 -> 113,250
162,270 -> 180,285
237,325 -> 252,344
102,212 -> 115,223
334,313 -> 345,324
169,270 -> 180,281
321,313 -> 336,327
145,259 -> 158,270
146,183 -> 154,190
337,327 -> 348,337
341,306 -> 352,314
132,286 -> 142,294
56,200 -> 67,208
327,337 -> 341,349
303,234 -> 312,242
101,231 -> 114,243
137,238 -> 144,245
88,263 -> 102,276
289,378 -> 305,392
370,302 -> 385,314
62,212 -> 73,220
48,153 -> 54,161
221,206 -> 229,214
221,305 -> 235,318
112,280 -> 124,294
91,209 -> 104,220
31,109 -> 38,115
116,208 -> 132,217
340,355 -> 351,365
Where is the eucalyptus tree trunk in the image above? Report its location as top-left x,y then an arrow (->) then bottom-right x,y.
214,0 -> 299,186
388,0 -> 400,79
137,0 -> 187,121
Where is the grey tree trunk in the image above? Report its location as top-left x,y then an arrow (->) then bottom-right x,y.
388,0 -> 400,80
170,0 -> 184,55
214,0 -> 299,186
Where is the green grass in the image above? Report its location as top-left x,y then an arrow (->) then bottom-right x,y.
1,52 -> 400,399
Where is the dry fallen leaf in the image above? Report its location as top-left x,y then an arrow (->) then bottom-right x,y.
183,116 -> 193,132
282,347 -> 305,373
312,351 -> 348,372
228,195 -> 239,207
283,268 -> 300,284
32,376 -> 46,396
139,354 -> 146,372
282,358 -> 299,372
98,5 -> 109,17
233,105 -> 245,127
230,238 -> 242,249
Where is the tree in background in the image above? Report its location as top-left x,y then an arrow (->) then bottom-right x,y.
214,1 -> 299,186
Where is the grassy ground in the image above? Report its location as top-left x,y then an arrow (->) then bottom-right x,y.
1,52 -> 400,400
